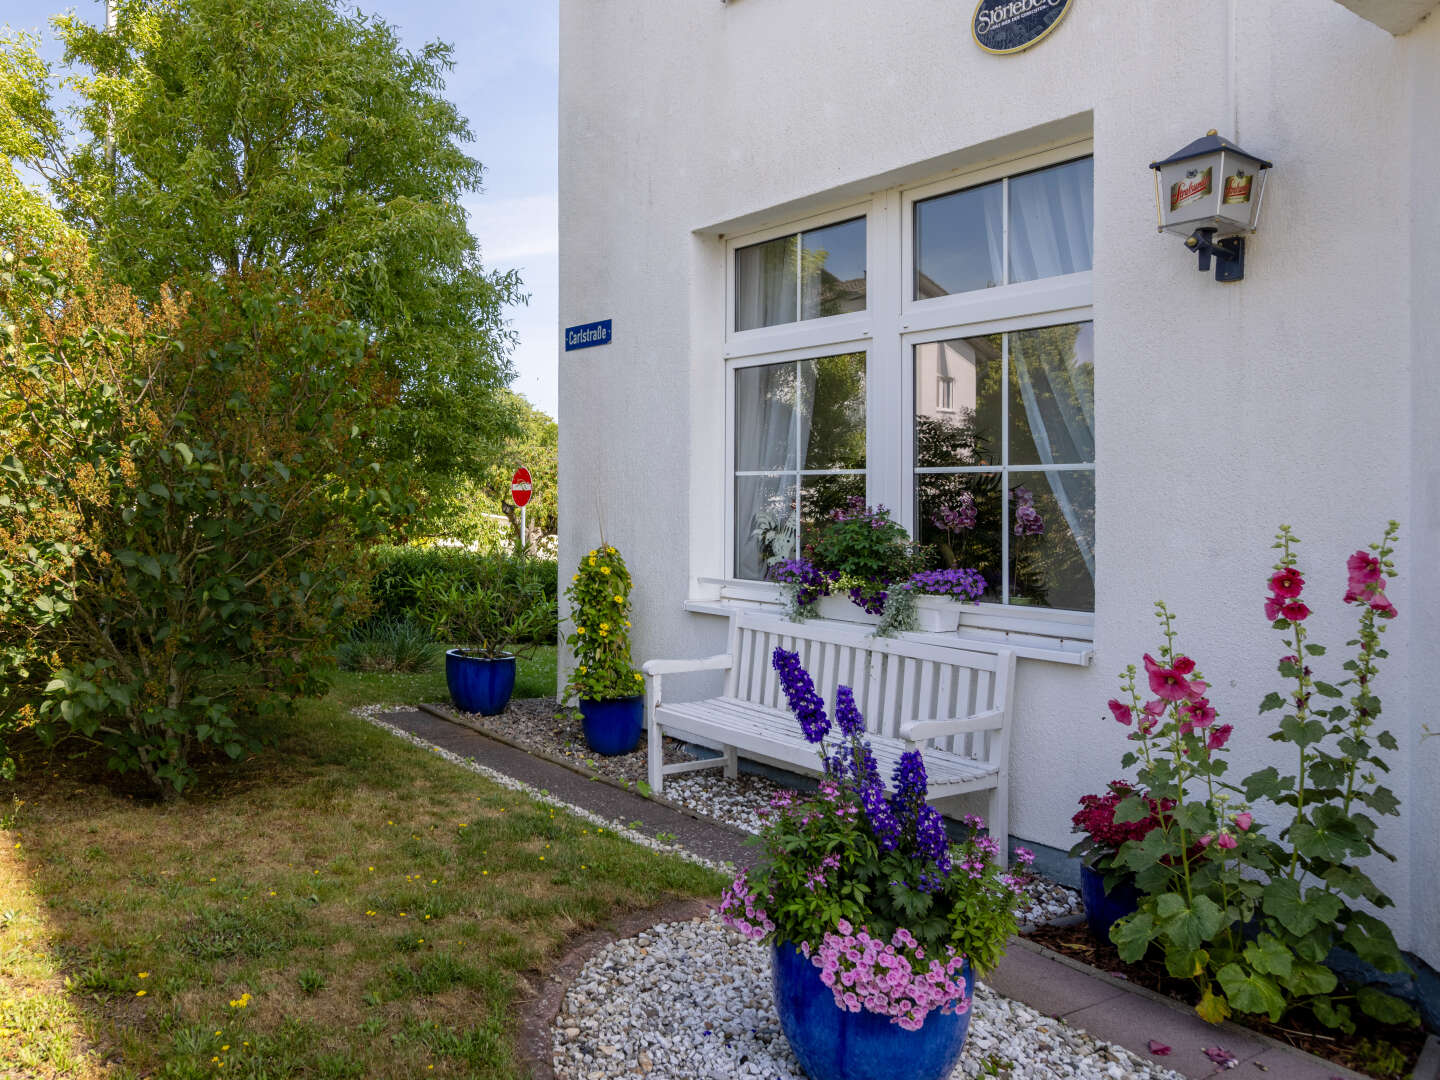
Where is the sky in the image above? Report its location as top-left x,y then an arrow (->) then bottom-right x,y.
3,0 -> 561,418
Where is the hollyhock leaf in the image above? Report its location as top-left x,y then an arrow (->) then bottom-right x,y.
1146,1039 -> 1172,1056
1242,934 -> 1294,978
1240,765 -> 1286,801
1342,911 -> 1408,973
1280,716 -> 1326,748
1377,730 -> 1399,751
1280,959 -> 1337,997
1110,912 -> 1157,963
1218,963 -> 1286,1021
1172,802 -> 1211,834
1322,864 -> 1381,902
1195,990 -> 1231,1025
1112,795 -> 1150,824
1304,643 -> 1327,656
1311,996 -> 1354,1034
1259,692 -> 1285,713
1164,947 -> 1209,979
1356,987 -> 1420,1027
1312,681 -> 1343,699
1361,786 -> 1400,817
1262,880 -> 1318,937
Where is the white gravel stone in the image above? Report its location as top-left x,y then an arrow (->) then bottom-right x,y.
551,914 -> 1184,1080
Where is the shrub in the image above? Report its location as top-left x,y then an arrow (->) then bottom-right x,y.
0,240 -> 401,793
364,546 -> 558,645
336,618 -> 438,674
413,556 -> 553,660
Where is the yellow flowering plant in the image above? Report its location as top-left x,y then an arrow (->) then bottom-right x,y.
564,545 -> 644,702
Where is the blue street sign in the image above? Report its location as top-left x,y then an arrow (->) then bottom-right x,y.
564,319 -> 613,351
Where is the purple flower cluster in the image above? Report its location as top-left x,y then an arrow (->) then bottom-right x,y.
848,583 -> 888,614
1013,486 -> 1045,537
829,495 -> 892,526
860,780 -> 902,851
769,558 -> 835,607
834,685 -> 866,738
908,567 -> 986,601
931,494 -> 977,533
718,872 -> 774,941
772,647 -> 830,743
889,751 -> 929,824
811,920 -> 970,1031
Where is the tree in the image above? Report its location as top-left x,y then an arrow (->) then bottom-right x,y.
0,29 -> 69,239
0,237 -> 402,793
5,0 -> 524,494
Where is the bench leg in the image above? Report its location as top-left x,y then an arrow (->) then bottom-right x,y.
723,745 -> 738,780
645,678 -> 664,795
988,775 -> 1009,867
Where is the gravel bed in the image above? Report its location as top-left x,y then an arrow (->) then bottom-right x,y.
440,700 -> 1082,925
552,913 -> 1184,1080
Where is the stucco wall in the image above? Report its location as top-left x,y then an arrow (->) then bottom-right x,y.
558,0 -> 1436,961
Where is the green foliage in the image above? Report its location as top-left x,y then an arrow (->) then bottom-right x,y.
7,0 -> 524,496
336,618 -> 438,675
563,546 -> 643,703
809,500 -> 918,589
1104,524 -> 1418,1035
413,556 -> 553,661
0,30 -> 70,241
363,546 -> 557,651
0,241 -> 401,794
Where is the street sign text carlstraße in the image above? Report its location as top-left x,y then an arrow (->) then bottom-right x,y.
564,319 -> 612,351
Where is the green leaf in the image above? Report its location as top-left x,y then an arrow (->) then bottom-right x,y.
1110,912 -> 1156,963
1217,963 -> 1286,1020
1290,820 -> 1353,862
1303,643 -> 1326,656
1112,795 -> 1150,824
1261,880 -> 1342,937
137,555 -> 162,580
1259,691 -> 1285,713
1240,765 -> 1287,802
635,780 -> 652,798
1376,730 -> 1398,751
1310,996 -> 1354,1034
1195,988 -> 1231,1025
1361,786 -> 1400,816
1154,893 -> 1225,952
175,441 -> 194,464
1242,934 -> 1293,978
1280,715 -> 1326,748
1163,947 -> 1209,980
1355,987 -> 1419,1027
1312,681 -> 1343,698
1279,959 -> 1336,997
1342,912 -> 1409,974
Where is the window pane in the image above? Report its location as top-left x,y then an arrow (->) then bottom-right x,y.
914,181 -> 1002,298
803,352 -> 867,470
1007,323 -> 1095,466
735,362 -> 800,472
915,474 -> 1003,604
1008,158 -> 1094,283
801,217 -> 866,319
914,335 -> 1002,468
736,474 -> 797,580
735,234 -> 798,331
1008,471 -> 1095,612
799,473 -> 865,555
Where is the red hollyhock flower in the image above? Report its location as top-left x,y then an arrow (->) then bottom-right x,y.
1264,596 -> 1284,621
1268,568 -> 1305,599
1107,699 -> 1132,726
1206,723 -> 1234,751
1281,601 -> 1311,622
1370,591 -> 1398,618
1345,551 -> 1385,604
1143,653 -> 1205,702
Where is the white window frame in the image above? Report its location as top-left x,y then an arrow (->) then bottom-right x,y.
720,136 -> 1095,639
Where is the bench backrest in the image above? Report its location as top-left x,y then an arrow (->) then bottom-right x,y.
725,610 -> 1013,765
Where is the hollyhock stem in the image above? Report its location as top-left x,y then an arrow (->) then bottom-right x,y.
1273,528 -> 1313,882
1155,602 -> 1197,905
1341,522 -> 1399,822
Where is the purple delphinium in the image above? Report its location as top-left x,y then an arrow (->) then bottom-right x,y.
889,750 -> 929,826
859,779 -> 902,851
772,647 -> 830,743
834,685 -> 865,738
909,567 -> 986,601
915,805 -> 953,877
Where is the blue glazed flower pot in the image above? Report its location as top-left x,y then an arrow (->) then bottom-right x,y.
445,650 -> 516,716
578,695 -> 643,756
770,942 -> 973,1080
1079,863 -> 1140,941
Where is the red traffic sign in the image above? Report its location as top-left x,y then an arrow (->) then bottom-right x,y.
510,467 -> 533,508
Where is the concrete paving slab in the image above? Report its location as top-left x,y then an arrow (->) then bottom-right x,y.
984,944 -> 1130,1018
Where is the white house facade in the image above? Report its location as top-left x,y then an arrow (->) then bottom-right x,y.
556,0 -> 1440,993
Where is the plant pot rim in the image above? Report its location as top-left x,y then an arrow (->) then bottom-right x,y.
577,692 -> 644,705
446,648 -> 516,661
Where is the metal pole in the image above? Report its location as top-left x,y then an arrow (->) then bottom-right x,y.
104,0 -> 118,170
520,505 -> 527,558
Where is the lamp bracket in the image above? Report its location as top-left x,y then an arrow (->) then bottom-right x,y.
1184,228 -> 1245,283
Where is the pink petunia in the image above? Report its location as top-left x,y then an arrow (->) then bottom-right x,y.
1108,699 -> 1133,726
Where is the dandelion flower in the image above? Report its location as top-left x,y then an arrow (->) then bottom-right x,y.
138,972 -> 149,979
136,990 -> 147,997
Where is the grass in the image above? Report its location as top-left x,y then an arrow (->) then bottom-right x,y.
0,655 -> 721,1079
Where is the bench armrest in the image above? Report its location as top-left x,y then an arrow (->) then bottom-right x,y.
642,654 -> 734,677
899,707 -> 1005,743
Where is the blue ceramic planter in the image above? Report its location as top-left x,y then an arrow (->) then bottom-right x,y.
1079,863 -> 1140,941
445,650 -> 516,716
771,942 -> 973,1080
578,695 -> 643,755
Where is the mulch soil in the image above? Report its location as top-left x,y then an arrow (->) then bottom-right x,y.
1025,922 -> 1425,1079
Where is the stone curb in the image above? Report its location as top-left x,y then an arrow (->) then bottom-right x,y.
1010,935 -> 1424,1080
415,701 -> 758,843
512,899 -> 716,1080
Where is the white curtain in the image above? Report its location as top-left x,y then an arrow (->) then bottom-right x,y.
735,236 -> 797,331
1008,159 -> 1094,283
1010,327 -> 1095,581
734,361 -> 815,579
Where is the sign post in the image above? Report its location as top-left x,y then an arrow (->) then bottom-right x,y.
510,467 -> 533,556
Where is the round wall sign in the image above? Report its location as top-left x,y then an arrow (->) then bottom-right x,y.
972,0 -> 1074,55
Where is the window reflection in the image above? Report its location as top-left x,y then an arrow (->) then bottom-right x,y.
736,218 -> 866,331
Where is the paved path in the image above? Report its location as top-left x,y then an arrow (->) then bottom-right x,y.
380,707 -> 1434,1080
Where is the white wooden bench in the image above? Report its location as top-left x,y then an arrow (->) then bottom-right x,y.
641,610 -> 1017,851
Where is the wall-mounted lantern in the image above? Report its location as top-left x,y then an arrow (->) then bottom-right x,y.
1150,130 -> 1272,283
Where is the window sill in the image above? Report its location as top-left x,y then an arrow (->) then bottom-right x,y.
682,590 -> 1094,667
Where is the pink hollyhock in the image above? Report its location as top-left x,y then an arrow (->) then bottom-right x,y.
1143,654 -> 1205,702
1108,699 -> 1132,726
1268,568 -> 1305,599
1206,724 -> 1234,751
1370,591 -> 1398,618
1142,699 -> 1166,717
1345,551 -> 1386,604
1197,833 -> 1214,848
1281,601 -> 1311,622
1179,698 -> 1217,735
1264,595 -> 1284,621
1234,812 -> 1253,832
1172,656 -> 1197,676
1216,833 -> 1238,850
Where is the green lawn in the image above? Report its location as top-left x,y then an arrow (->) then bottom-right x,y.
0,654 -> 721,1079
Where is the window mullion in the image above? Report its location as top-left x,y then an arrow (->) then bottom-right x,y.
1000,331 -> 1010,605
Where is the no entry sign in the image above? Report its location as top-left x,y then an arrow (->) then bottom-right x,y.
510,467 -> 533,508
